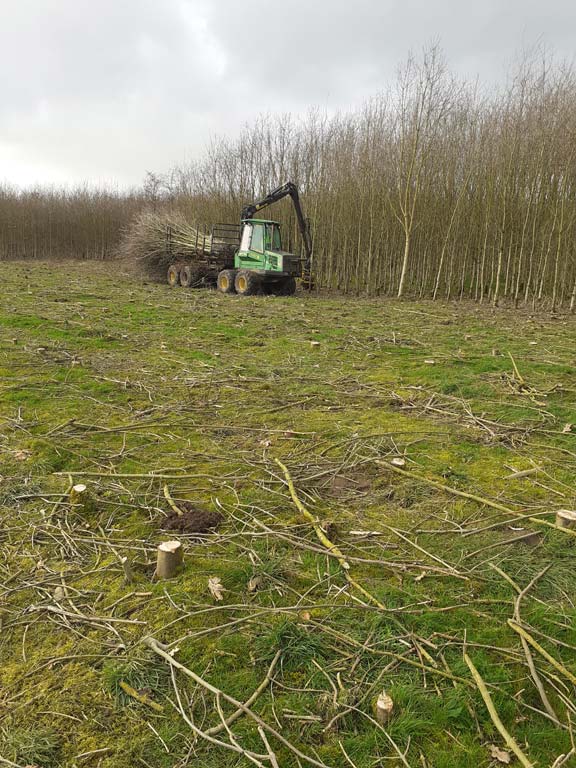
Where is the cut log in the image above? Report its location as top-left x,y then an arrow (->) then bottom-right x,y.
156,540 -> 183,580
555,510 -> 576,530
375,691 -> 394,725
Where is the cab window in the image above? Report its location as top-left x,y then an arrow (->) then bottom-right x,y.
240,223 -> 252,251
250,223 -> 264,252
266,224 -> 282,250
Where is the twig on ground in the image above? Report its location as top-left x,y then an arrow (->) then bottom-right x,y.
205,650 -> 281,736
143,635 -> 332,768
465,653 -> 534,768
275,458 -> 389,610
508,621 -> 576,686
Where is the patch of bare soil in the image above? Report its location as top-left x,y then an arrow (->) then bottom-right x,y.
163,503 -> 223,533
327,473 -> 373,498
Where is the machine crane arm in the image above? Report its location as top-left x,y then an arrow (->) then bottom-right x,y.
240,182 -> 312,269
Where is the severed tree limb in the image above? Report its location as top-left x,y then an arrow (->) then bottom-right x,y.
465,653 -> 534,768
552,747 -> 576,767
378,460 -> 561,539
205,650 -> 281,736
119,680 -> 163,712
531,518 -> 576,539
377,460 -> 519,516
492,564 -> 561,725
508,352 -> 525,385
505,467 -> 542,479
168,665 -> 269,767
215,692 -> 269,768
258,727 -> 281,768
384,524 -> 462,575
512,566 -> 561,725
344,704 -> 411,768
275,458 -> 388,611
0,756 -> 29,768
163,484 -> 184,517
55,470 -> 219,479
274,459 -> 351,569
143,635 -> 332,768
508,621 -> 576,686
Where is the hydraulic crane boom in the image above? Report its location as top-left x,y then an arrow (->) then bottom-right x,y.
240,182 -> 312,272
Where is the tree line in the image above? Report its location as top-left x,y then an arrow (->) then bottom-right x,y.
2,45 -> 576,307
0,184 -> 143,261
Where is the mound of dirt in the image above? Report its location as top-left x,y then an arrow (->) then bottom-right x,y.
162,503 -> 223,534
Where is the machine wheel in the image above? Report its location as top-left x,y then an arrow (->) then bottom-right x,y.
217,269 -> 237,294
235,270 -> 260,296
180,264 -> 203,288
167,264 -> 180,287
277,276 -> 297,296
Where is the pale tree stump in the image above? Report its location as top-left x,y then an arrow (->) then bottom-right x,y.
556,510 -> 576,530
69,483 -> 94,514
120,556 -> 134,584
375,691 -> 394,725
156,541 -> 183,580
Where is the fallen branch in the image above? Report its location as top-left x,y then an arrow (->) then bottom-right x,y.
530,518 -> 576,538
163,484 -> 184,516
142,635 -> 331,768
168,665 -> 269,767
119,680 -> 163,712
205,650 -> 281,736
54,470 -> 218,479
377,460 -> 518,516
512,567 -> 560,725
465,653 -> 534,768
508,621 -> 576,686
0,756 -> 29,768
275,458 -> 388,610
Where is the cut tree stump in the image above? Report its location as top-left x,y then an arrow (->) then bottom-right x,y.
120,556 -> 134,584
375,691 -> 394,724
555,510 -> 576,530
69,483 -> 94,514
156,540 -> 184,580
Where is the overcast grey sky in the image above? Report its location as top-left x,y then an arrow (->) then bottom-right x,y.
0,0 -> 574,188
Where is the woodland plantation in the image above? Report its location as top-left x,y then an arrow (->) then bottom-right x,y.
2,47 -> 576,308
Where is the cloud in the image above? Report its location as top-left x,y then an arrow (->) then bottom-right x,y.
0,0 -> 574,186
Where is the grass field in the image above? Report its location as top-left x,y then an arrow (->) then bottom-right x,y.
1,261 -> 576,768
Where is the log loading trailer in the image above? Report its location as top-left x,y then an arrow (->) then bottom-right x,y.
166,182 -> 312,296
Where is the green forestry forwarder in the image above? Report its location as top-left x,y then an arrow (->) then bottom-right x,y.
166,182 -> 312,296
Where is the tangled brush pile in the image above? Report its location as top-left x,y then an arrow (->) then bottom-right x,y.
119,211 -> 216,280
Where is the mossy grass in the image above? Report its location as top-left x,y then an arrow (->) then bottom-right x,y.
0,726 -> 61,767
1,262 -> 575,767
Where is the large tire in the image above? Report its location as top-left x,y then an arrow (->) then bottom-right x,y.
235,270 -> 260,296
217,269 -> 237,294
277,276 -> 297,296
180,264 -> 204,288
167,264 -> 180,287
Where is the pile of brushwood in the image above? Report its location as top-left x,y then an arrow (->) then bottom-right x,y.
119,211 -> 216,280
